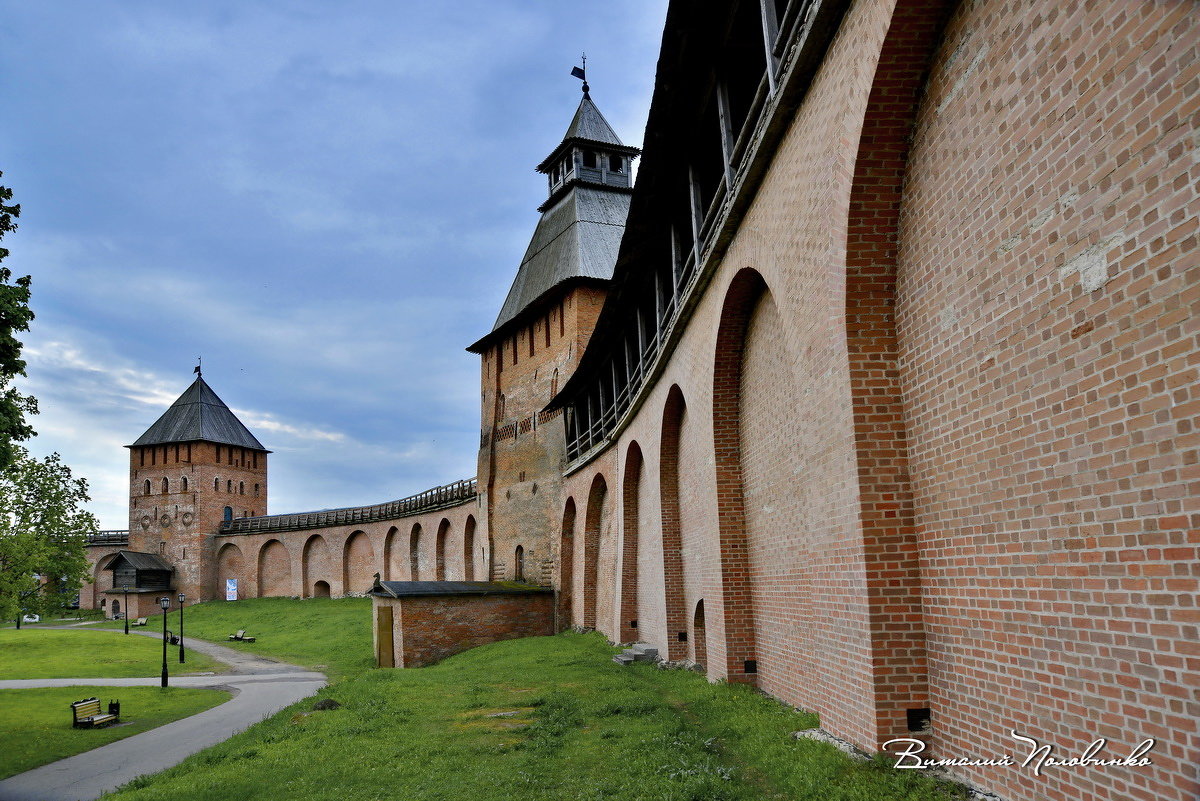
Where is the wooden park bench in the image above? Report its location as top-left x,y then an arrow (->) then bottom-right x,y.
227,630 -> 256,643
71,697 -> 119,728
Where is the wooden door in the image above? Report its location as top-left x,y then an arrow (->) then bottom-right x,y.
376,605 -> 394,668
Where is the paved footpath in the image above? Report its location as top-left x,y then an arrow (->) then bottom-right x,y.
0,629 -> 326,801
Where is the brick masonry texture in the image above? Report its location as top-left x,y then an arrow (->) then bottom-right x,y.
372,593 -> 554,668
562,1 -> 1198,799
82,2 -> 1198,799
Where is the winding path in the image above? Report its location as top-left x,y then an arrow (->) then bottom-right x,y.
0,629 -> 326,801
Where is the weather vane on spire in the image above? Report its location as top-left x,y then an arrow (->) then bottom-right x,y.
194,356 -> 202,377
571,53 -> 589,98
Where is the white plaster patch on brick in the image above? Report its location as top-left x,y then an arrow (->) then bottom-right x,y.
939,305 -> 960,331
1059,232 -> 1126,292
998,190 -> 1082,255
938,42 -> 990,114
1029,206 -> 1055,232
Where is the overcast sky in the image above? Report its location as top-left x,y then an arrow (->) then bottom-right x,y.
1,1 -> 668,529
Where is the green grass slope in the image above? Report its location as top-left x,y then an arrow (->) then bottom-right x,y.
98,597 -> 372,679
0,686 -> 230,779
0,629 -> 220,678
103,631 -> 965,801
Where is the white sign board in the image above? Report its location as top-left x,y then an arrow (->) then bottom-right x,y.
225,578 -> 237,601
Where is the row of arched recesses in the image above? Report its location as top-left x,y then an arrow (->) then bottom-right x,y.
554,269 -> 775,678
208,514 -> 480,599
557,473 -> 610,632
147,477 -> 261,496
143,477 -> 190,495
145,476 -> 259,495
553,0 -> 943,726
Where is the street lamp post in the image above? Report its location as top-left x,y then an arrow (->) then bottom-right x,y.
122,585 -> 130,634
159,596 -> 171,687
177,593 -> 186,663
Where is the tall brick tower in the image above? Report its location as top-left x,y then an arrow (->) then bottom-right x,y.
468,84 -> 638,583
127,373 -> 269,602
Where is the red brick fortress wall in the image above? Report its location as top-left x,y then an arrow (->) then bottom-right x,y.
128,441 -> 268,603
895,1 -> 1200,799
372,591 -> 554,668
211,500 -> 481,600
551,1 -> 1199,799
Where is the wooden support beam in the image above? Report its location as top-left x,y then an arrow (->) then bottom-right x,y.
716,80 -> 735,186
759,0 -> 780,94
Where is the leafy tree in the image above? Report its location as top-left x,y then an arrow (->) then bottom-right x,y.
0,172 -> 37,470
0,447 -> 97,626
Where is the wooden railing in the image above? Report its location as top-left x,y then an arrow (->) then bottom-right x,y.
484,407 -> 563,446
219,478 -> 477,535
562,0 -> 827,466
86,530 -> 130,545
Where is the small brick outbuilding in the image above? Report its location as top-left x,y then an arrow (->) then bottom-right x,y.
368,579 -> 554,668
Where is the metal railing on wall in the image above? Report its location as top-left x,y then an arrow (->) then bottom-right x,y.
219,478 -> 477,535
86,530 -> 130,545
562,0 -> 827,466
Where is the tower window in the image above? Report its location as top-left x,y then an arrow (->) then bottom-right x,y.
223,506 -> 233,522
582,150 -> 596,168
161,477 -> 169,493
227,480 -> 232,492
529,326 -> 535,357
609,154 -> 623,173
181,476 -> 188,492
239,481 -> 245,495
514,545 -> 525,581
215,446 -> 222,463
144,480 -> 151,496
214,477 -> 220,491
254,483 -> 260,496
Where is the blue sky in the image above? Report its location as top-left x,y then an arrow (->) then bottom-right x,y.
1,1 -> 668,529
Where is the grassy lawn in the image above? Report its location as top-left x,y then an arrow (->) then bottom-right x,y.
0,686 -> 230,779
96,597 -> 373,680
104,632 -> 966,801
0,629 -> 220,678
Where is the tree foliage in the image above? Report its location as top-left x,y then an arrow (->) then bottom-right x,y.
0,447 -> 97,625
0,172 -> 37,470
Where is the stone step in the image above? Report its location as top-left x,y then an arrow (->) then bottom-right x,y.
630,643 -> 658,660
612,654 -> 634,665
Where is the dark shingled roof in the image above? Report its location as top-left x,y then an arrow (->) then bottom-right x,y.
107,550 -> 174,572
368,580 -> 552,598
563,95 -> 621,146
535,96 -> 641,174
468,94 -> 636,353
469,187 -> 630,350
130,377 -> 268,451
